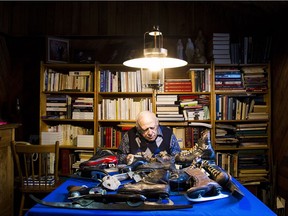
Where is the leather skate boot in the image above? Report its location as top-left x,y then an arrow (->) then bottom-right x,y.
184,167 -> 223,199
117,181 -> 170,200
175,129 -> 215,167
142,169 -> 170,184
169,169 -> 194,192
201,160 -> 244,199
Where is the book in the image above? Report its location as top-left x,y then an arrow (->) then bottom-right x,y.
213,44 -> 230,50
156,106 -> 179,112
69,71 -> 91,76
157,117 -> 185,121
60,149 -> 71,175
213,33 -> 230,37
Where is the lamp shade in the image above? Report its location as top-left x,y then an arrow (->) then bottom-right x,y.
123,26 -> 187,71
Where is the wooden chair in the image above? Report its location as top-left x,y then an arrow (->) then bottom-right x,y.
11,141 -> 60,216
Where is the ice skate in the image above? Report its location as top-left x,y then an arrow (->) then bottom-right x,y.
118,181 -> 170,200
201,160 -> 244,199
175,129 -> 215,167
169,169 -> 193,192
184,167 -> 228,202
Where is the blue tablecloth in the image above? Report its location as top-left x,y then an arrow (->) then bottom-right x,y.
25,177 -> 276,216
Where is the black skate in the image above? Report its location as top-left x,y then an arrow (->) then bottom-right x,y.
175,129 -> 215,167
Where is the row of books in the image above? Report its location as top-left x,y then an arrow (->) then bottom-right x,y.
215,123 -> 268,148
173,127 -> 206,148
216,95 -> 268,120
43,69 -> 94,92
98,127 -> 125,148
230,35 -> 272,64
189,68 -> 211,92
98,97 -> 152,120
216,150 -> 269,180
99,69 -> 144,92
41,124 -> 93,146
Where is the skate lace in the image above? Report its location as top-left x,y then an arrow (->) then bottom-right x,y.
203,161 -> 221,177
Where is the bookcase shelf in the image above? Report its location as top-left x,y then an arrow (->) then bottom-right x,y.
212,62 -> 271,191
39,61 -> 271,189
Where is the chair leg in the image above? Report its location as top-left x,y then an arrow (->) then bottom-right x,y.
19,193 -> 25,216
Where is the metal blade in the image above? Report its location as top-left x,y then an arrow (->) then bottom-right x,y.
30,194 -> 192,211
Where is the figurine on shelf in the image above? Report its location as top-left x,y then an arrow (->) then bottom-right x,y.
195,29 -> 206,57
185,38 -> 195,64
176,39 -> 184,60
192,48 -> 207,64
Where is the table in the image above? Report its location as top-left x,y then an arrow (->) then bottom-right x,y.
25,177 -> 276,216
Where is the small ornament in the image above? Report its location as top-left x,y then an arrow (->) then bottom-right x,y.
176,39 -> 184,60
185,38 -> 194,64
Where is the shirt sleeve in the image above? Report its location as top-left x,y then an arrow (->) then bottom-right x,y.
117,132 -> 130,163
170,133 -> 181,155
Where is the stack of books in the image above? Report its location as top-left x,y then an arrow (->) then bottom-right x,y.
76,135 -> 94,147
247,95 -> 268,120
45,95 -> 72,119
41,131 -> 63,145
215,68 -> 244,92
210,33 -> 231,64
164,78 -> 192,92
215,124 -> 238,148
156,95 -> 184,121
236,123 -> 268,148
179,95 -> 210,120
72,97 -> 94,119
242,66 -> 268,93
237,150 -> 268,180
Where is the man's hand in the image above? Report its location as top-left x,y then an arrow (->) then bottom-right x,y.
126,154 -> 134,165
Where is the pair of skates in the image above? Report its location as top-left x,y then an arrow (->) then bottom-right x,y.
174,129 -> 244,202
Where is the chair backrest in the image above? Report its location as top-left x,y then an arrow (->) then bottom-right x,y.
11,141 -> 59,190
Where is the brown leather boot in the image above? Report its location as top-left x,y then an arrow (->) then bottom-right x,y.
184,167 -> 222,199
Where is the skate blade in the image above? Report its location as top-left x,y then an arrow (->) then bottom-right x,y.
184,193 -> 229,202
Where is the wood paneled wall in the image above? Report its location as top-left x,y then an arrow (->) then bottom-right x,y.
0,2 -> 282,37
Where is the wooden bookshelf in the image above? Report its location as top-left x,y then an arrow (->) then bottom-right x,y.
39,61 -> 272,193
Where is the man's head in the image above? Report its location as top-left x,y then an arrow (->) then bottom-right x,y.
136,111 -> 159,142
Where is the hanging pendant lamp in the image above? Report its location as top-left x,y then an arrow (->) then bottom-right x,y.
123,26 -> 187,71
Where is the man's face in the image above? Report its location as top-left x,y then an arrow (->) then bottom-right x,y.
138,118 -> 158,142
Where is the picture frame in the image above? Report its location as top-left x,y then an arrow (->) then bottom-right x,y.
47,37 -> 69,63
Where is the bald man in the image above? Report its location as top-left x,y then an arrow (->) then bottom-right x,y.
118,110 -> 181,164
